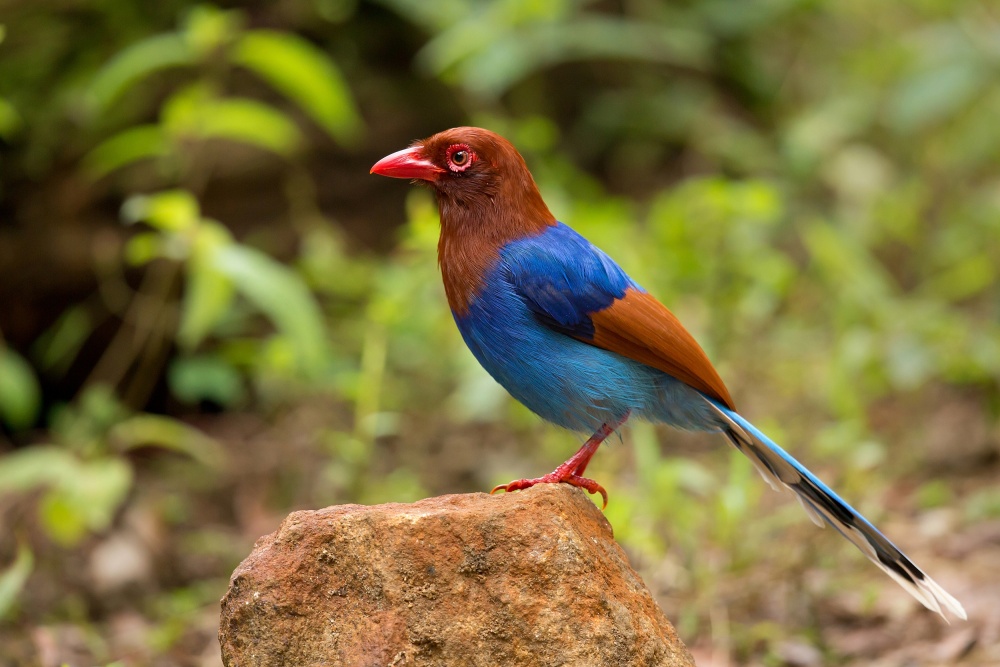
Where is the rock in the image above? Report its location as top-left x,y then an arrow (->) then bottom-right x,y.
219,484 -> 695,667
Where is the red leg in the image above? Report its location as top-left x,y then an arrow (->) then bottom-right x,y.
491,412 -> 629,509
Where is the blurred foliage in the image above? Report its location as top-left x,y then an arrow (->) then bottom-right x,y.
121,188 -> 332,393
82,4 -> 361,178
0,385 -> 223,545
1,0 -> 998,664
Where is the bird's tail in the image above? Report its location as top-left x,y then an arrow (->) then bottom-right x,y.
705,399 -> 966,621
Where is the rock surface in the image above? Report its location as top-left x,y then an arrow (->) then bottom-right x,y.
219,484 -> 695,667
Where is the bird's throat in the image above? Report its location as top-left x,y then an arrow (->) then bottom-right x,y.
436,188 -> 554,317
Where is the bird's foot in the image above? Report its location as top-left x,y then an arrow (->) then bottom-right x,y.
490,415 -> 628,509
491,472 -> 608,509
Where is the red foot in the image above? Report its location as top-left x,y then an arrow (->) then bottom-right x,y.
489,414 -> 630,510
491,472 -> 608,509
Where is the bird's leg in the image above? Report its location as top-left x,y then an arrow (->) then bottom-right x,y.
491,412 -> 629,509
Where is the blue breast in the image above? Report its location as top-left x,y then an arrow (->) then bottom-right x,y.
451,224 -> 716,434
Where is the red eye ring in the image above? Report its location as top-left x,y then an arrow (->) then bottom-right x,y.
446,144 -> 476,172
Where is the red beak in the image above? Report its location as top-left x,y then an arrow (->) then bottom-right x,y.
370,146 -> 445,181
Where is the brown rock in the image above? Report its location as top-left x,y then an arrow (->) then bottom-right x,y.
219,484 -> 695,667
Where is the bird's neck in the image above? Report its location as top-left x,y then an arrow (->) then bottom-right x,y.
436,183 -> 554,316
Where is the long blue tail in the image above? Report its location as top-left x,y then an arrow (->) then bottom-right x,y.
705,399 -> 966,621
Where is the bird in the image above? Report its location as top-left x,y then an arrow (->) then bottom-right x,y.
370,126 -> 966,621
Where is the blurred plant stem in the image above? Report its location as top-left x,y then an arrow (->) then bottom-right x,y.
87,258 -> 181,409
355,323 -> 387,446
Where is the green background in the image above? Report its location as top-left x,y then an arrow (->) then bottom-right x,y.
0,1 -> 997,664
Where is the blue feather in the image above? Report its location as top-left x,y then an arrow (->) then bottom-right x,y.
454,223 -> 715,433
502,222 -> 638,340
706,400 -> 966,620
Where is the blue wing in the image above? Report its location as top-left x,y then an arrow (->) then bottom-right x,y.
500,223 -> 736,409
500,223 -> 638,338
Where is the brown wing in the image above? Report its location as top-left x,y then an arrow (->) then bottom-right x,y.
586,288 -> 735,410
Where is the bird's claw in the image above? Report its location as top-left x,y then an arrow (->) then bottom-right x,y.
490,473 -> 608,509
565,474 -> 609,509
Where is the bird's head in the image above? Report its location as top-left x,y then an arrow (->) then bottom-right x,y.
371,127 -> 554,229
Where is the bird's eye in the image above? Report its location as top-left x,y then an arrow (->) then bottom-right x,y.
446,144 -> 475,172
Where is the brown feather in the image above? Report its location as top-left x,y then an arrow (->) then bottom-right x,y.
588,288 -> 736,410
415,128 -> 556,315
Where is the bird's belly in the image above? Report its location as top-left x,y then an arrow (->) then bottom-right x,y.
454,292 -> 715,433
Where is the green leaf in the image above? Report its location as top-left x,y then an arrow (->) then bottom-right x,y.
86,33 -> 198,114
0,347 -> 41,431
202,98 -> 303,156
39,456 -> 132,545
182,4 -> 242,56
420,17 -> 708,98
39,492 -> 89,545
0,448 -> 133,546
178,258 -> 234,346
887,61 -> 986,133
32,306 -> 94,375
67,457 -> 133,527
232,30 -> 362,144
213,244 -> 330,376
0,97 -> 22,140
83,125 -> 170,179
373,0 -> 468,31
924,254 -> 995,301
124,231 -> 167,266
160,81 -> 211,127
65,384 -> 131,443
168,354 -> 245,407
178,222 -> 235,349
802,222 -> 894,309
109,414 -> 226,468
163,87 -> 303,156
122,189 -> 200,232
0,543 -> 33,620
0,446 -> 76,493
